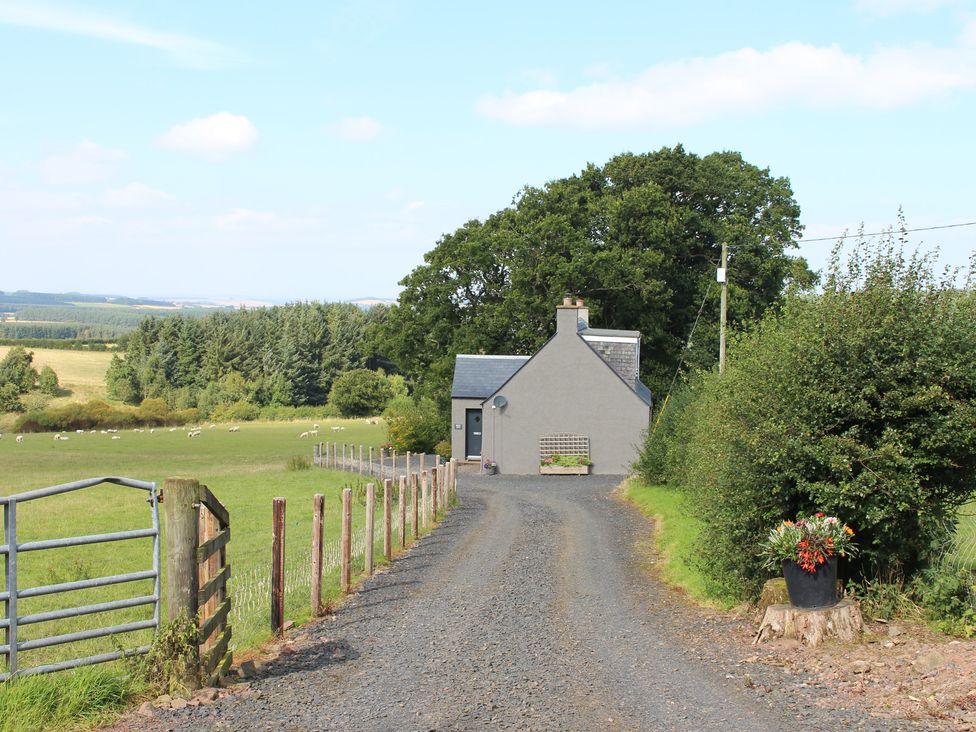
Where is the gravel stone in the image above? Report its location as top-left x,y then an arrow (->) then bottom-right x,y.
124,474 -> 927,731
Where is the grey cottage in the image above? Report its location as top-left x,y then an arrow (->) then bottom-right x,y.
450,297 -> 652,475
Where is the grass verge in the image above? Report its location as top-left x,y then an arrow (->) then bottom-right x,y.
622,478 -> 733,608
0,666 -> 146,732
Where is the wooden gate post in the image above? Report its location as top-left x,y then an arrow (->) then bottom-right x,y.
164,478 -> 201,623
341,488 -> 352,592
383,478 -> 392,561
312,494 -> 324,616
271,497 -> 286,635
421,470 -> 429,529
398,475 -> 406,548
365,483 -> 375,576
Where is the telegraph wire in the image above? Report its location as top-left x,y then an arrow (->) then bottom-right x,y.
798,220 -> 976,244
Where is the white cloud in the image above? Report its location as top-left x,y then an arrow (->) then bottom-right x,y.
476,40 -> 976,130
329,116 -> 384,142
0,1 -> 239,67
101,182 -> 172,208
216,208 -> 276,230
37,140 -> 127,185
854,0 -> 960,15
157,113 -> 257,161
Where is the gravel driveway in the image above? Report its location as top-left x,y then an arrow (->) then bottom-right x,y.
132,474 -> 922,731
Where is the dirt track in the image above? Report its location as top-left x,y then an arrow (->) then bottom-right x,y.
130,474 -> 921,731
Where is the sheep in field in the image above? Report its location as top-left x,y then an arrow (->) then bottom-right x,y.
229,426 -> 240,432
16,435 -> 24,444
111,435 -> 121,440
299,431 -> 310,439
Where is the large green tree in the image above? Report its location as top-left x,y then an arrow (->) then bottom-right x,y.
371,147 -> 808,410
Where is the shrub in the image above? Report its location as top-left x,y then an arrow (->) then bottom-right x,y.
383,396 -> 445,453
328,369 -> 394,417
37,365 -> 59,395
212,400 -> 260,422
19,392 -> 51,413
434,439 -> 451,460
642,236 -> 976,600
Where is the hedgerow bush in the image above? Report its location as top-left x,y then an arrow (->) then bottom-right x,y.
383,395 -> 444,453
639,237 -> 976,601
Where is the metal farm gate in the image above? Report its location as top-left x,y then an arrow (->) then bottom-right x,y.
1,477 -> 160,681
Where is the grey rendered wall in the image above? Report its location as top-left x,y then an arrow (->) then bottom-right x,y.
451,398 -> 483,461
480,332 -> 650,475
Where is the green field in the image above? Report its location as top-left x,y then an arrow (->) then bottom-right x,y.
0,419 -> 408,673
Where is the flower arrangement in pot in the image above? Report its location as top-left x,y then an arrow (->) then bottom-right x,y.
761,513 -> 858,609
483,458 -> 497,475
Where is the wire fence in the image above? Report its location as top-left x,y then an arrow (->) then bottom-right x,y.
230,499 -> 406,643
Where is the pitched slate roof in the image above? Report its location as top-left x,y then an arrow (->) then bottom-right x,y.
451,355 -> 531,398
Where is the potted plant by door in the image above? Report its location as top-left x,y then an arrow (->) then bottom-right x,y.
761,513 -> 858,609
483,459 -> 497,475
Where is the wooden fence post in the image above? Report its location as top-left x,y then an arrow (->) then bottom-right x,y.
421,470 -> 429,528
342,443 -> 347,471
392,450 -> 397,482
341,488 -> 352,592
163,478 -> 201,624
312,494 -> 324,616
383,478 -> 392,561
406,451 -> 412,486
450,458 -> 457,498
369,446 -> 374,477
431,467 -> 439,517
411,472 -> 419,538
365,483 -> 375,576
398,475 -> 406,548
359,445 -> 364,475
271,497 -> 286,635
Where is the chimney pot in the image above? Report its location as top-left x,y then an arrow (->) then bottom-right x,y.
562,295 -> 573,306
576,297 -> 585,307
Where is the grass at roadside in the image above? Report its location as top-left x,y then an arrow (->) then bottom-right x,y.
0,666 -> 145,732
623,479 -> 732,608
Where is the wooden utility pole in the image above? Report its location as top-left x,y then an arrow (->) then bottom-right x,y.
719,240 -> 728,374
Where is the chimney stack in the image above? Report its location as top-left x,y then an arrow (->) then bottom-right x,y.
556,295 -> 589,333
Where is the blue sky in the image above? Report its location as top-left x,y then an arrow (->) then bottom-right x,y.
1,0 -> 974,302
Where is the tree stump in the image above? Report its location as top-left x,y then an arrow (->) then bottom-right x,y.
753,598 -> 863,647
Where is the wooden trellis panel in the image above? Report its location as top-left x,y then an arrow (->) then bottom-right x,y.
539,433 -> 590,460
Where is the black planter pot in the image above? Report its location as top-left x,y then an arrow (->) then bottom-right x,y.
782,556 -> 838,609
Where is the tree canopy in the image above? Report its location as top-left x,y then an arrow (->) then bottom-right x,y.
371,146 -> 809,410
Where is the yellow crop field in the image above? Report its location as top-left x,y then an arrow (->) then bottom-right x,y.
0,347 -> 113,408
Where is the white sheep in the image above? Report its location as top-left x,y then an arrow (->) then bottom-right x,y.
75,429 -> 84,434
16,435 -> 24,443
169,427 -> 177,432
111,435 -> 121,440
209,424 -> 216,429
54,434 -> 62,441
331,426 -> 341,432
313,423 -> 320,429
150,428 -> 155,434
309,429 -> 319,436
299,431 -> 309,439
229,426 -> 240,432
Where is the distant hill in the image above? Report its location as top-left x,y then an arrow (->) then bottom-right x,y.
0,290 -> 175,308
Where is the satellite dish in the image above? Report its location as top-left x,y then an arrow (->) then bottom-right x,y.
492,395 -> 508,409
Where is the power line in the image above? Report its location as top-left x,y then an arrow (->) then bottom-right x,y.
651,284 -> 715,435
798,220 -> 976,244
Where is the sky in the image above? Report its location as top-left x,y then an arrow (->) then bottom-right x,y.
1,0 -> 975,303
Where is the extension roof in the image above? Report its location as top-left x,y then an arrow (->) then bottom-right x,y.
451,355 -> 531,399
